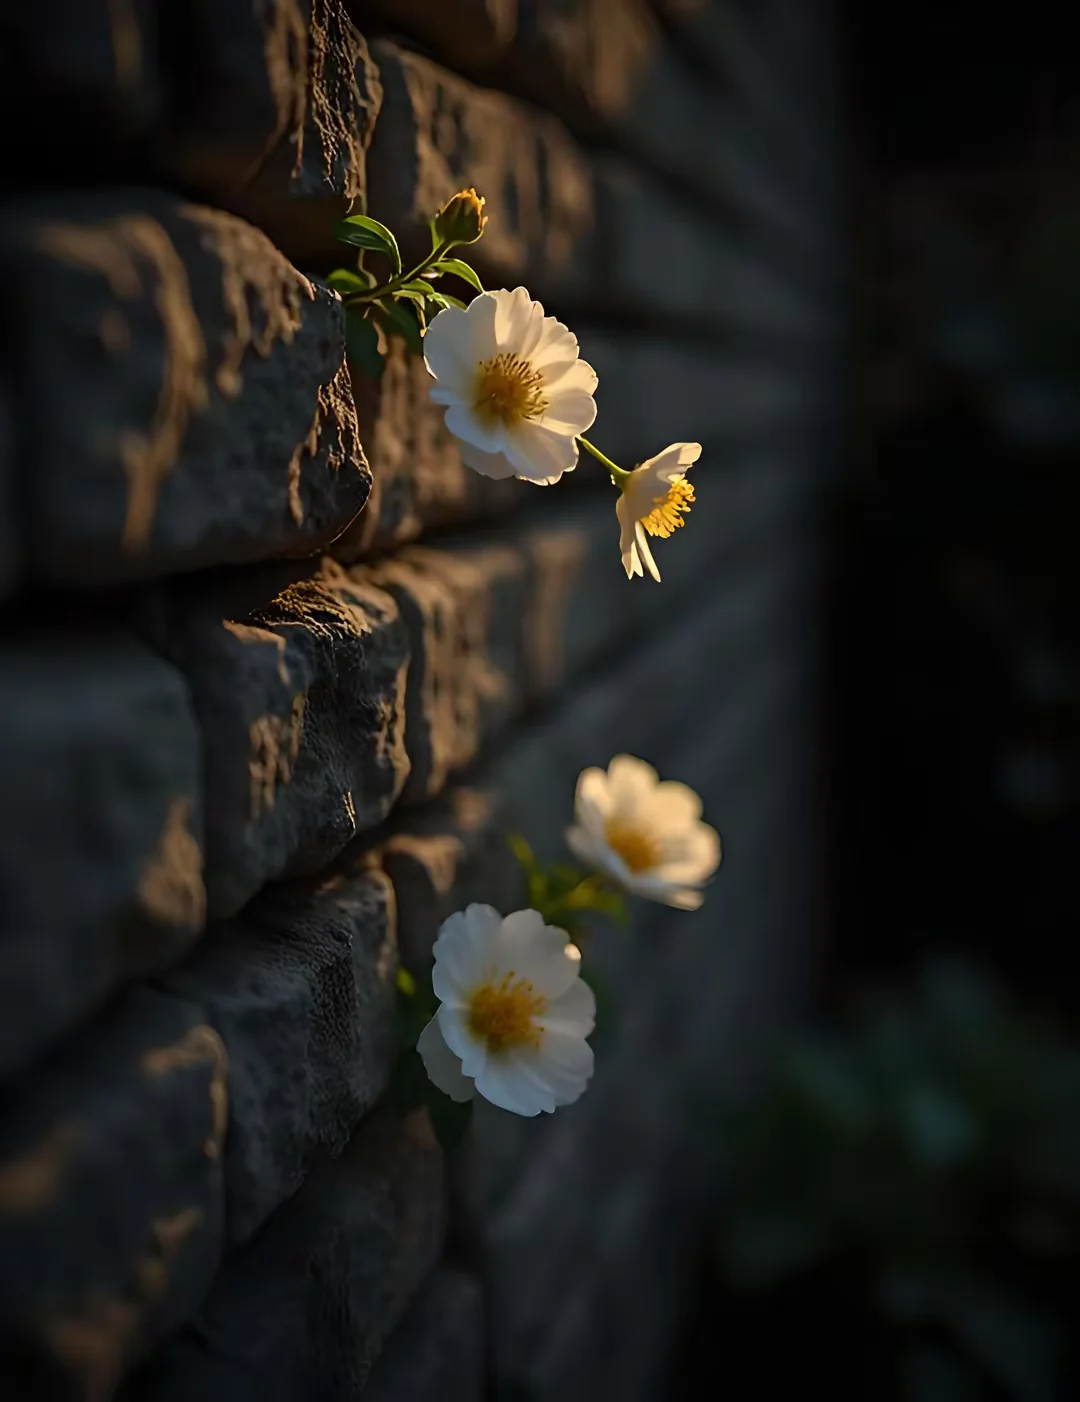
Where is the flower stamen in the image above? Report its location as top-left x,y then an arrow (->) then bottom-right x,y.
641,474 -> 695,539
468,973 -> 547,1053
473,352 -> 549,428
604,817 -> 662,873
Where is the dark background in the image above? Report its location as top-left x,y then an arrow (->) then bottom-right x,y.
831,0 -> 1080,1008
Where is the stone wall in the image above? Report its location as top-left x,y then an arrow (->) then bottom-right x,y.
0,1 -> 839,1397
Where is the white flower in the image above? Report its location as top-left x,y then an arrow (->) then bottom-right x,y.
423,288 -> 598,486
616,442 -> 701,581
566,754 -> 721,909
417,904 -> 596,1117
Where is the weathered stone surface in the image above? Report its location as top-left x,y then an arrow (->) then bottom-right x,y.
365,42 -> 593,282
502,0 -> 663,136
162,0 -> 382,263
0,630 -> 205,1078
161,865 -> 398,1245
123,1109 -> 444,1401
555,156 -> 826,333
456,555 -> 821,1401
336,334 -> 519,559
0,193 -> 369,586
352,0 -> 516,68
135,558 -> 410,918
360,541 -> 532,802
363,1269 -> 484,1402
576,331 -> 820,462
0,989 -> 227,1401
0,0 -> 160,170
370,784 -> 520,973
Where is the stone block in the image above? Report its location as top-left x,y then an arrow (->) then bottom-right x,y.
370,785 -> 521,974
365,42 -> 593,283
337,334 -> 518,560
0,193 -> 369,586
0,0 -> 160,170
123,1109 -> 444,1401
356,0 -> 516,68
161,0 -> 382,263
0,989 -> 227,1401
554,156 -> 826,334
576,331 -> 819,463
135,558 -> 411,918
161,865 -> 398,1244
504,0 -> 664,136
0,630 -> 205,1078
359,541 -> 532,802
363,1269 -> 484,1402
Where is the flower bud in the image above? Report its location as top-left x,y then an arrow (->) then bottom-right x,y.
433,188 -> 488,246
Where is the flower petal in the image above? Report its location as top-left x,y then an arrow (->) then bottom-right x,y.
438,1003 -> 490,1080
653,822 -> 722,885
638,442 -> 702,479
575,766 -> 613,824
607,754 -> 660,810
444,402 -> 505,455
464,290 -> 500,363
498,909 -> 582,999
540,355 -> 598,396
473,1051 -> 553,1116
491,286 -> 536,346
417,1015 -> 476,1103
431,903 -> 503,1006
504,421 -> 579,485
650,780 -> 705,827
522,1038 -> 593,1107
616,494 -> 639,579
539,385 -> 597,436
634,520 -> 661,582
625,874 -> 706,910
543,977 -> 597,1039
457,439 -> 518,479
422,305 -> 473,396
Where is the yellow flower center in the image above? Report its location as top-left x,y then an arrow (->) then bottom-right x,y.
467,973 -> 547,1053
641,474 -> 695,538
604,816 -> 661,873
473,353 -> 549,428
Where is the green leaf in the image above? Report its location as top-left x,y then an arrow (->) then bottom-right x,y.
326,266 -> 373,297
431,257 -> 485,294
399,278 -> 442,296
345,311 -> 385,380
335,214 -> 402,273
396,968 -> 417,998
371,297 -> 423,355
427,290 -> 468,312
508,833 -> 537,872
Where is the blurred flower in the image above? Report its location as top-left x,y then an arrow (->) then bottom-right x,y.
417,904 -> 596,1116
566,754 -> 721,909
432,187 -> 488,246
616,442 -> 701,581
424,288 -> 597,485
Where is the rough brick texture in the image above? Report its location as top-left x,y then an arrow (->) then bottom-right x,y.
122,1109 -> 444,1401
0,0 -> 837,1396
0,631 -> 205,1077
135,558 -> 411,918
366,43 -> 593,282
0,194 -> 370,586
363,1269 -> 485,1402
0,989 -> 227,1401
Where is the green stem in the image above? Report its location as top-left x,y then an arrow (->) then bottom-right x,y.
577,435 -> 630,487
345,239 -> 452,307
